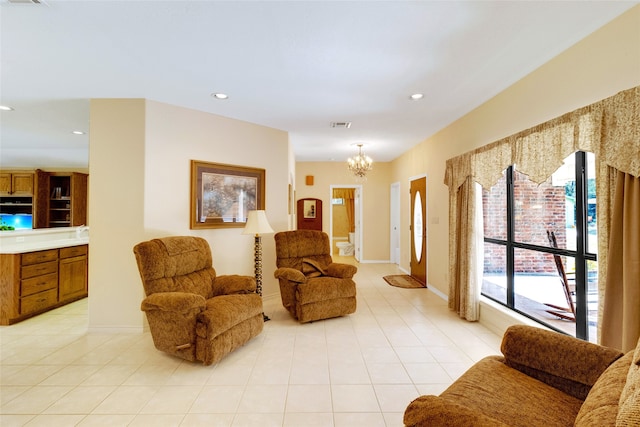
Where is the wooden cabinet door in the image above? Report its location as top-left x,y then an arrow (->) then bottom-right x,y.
70,173 -> 88,226
59,255 -> 87,301
0,173 -> 11,194
0,172 -> 33,196
11,173 -> 34,195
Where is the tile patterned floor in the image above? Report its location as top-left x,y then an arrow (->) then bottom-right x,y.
1,260 -> 501,426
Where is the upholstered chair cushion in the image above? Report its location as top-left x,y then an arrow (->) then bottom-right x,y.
501,325 -> 623,400
134,236 -> 216,298
275,229 -> 334,270
405,356 -> 584,427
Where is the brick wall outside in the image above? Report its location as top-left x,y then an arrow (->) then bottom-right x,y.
483,171 -> 568,274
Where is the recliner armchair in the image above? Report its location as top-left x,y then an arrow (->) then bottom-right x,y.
274,230 -> 357,323
133,236 -> 263,365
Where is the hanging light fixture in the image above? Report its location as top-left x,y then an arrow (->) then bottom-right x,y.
347,144 -> 373,179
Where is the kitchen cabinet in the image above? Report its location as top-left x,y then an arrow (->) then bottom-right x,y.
0,172 -> 34,196
0,244 -> 88,325
0,172 -> 35,227
59,245 -> 88,301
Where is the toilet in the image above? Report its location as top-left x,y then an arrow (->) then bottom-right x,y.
336,232 -> 355,256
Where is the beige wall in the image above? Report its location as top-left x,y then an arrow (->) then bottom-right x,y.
295,162 -> 391,262
88,99 -> 291,330
88,99 -> 147,330
391,5 -> 640,298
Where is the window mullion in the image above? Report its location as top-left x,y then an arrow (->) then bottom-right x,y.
506,166 -> 515,308
575,151 -> 588,339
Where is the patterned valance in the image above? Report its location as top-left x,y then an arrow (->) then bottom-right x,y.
445,86 -> 640,191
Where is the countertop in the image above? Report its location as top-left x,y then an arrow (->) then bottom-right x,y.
0,226 -> 89,254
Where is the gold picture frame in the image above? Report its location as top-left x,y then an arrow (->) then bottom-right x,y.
190,160 -> 265,229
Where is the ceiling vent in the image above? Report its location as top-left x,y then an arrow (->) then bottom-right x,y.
8,0 -> 47,4
330,122 -> 352,129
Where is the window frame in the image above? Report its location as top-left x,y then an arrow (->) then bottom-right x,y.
482,151 -> 596,340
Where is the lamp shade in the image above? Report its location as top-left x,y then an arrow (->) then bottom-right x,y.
242,210 -> 274,235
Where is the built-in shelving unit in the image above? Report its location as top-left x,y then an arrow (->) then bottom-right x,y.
0,198 -> 33,214
49,175 -> 72,226
46,173 -> 88,228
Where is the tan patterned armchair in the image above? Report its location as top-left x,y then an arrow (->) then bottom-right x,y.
274,230 -> 357,323
133,236 -> 263,365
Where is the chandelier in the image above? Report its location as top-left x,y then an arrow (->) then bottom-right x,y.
347,144 -> 373,179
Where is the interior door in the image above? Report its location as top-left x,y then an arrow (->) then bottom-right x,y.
353,188 -> 361,262
390,182 -> 400,264
410,177 -> 427,285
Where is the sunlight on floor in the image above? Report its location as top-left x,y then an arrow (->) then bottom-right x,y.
1,262 -> 501,427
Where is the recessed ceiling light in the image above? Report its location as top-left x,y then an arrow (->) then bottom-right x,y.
72,130 -> 85,135
0,105 -> 14,111
211,93 -> 228,100
410,93 -> 424,100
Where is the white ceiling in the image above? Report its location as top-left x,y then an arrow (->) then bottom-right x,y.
1,0 -> 637,169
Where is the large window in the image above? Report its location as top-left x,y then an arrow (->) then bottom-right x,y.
482,151 -> 597,341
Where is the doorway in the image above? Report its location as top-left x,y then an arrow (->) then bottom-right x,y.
410,176 -> 427,284
330,185 -> 362,262
390,182 -> 400,264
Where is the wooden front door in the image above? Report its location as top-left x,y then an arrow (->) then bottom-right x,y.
410,177 -> 427,285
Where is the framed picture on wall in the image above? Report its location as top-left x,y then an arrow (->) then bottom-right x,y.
190,160 -> 265,229
303,199 -> 316,218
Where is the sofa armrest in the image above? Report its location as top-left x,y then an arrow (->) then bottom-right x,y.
141,292 -> 206,314
274,267 -> 306,283
501,325 -> 624,400
215,274 -> 257,295
326,262 -> 357,279
404,395 -> 510,427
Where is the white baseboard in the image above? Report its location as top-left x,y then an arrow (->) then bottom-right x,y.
427,283 -> 448,301
87,326 -> 144,334
480,296 -> 549,337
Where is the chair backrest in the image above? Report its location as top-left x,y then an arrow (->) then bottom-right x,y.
274,230 -> 333,270
133,236 -> 216,298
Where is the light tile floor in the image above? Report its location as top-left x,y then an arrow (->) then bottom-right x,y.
1,260 -> 501,427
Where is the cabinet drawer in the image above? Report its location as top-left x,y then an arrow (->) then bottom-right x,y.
60,245 -> 87,259
21,261 -> 57,279
20,288 -> 58,315
21,273 -> 58,297
21,249 -> 58,266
